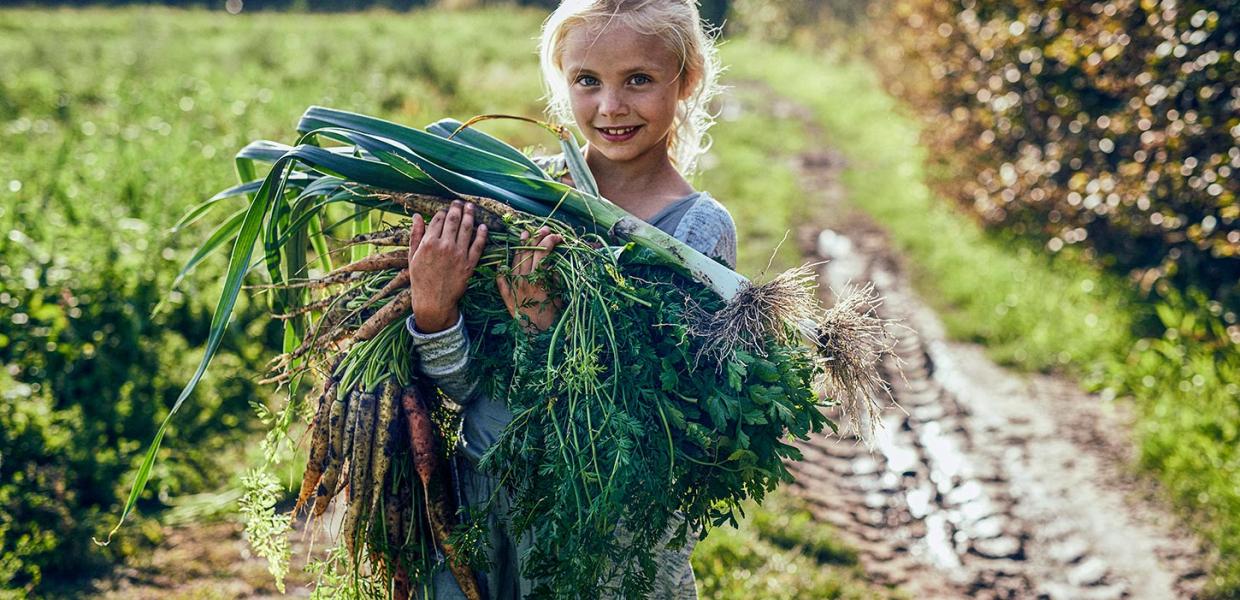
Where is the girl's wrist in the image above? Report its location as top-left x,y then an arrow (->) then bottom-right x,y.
411,304 -> 459,334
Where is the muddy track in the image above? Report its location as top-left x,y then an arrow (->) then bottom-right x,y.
754,88 -> 1210,599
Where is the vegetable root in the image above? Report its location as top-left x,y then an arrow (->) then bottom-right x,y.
328,250 -> 407,277
353,289 -> 411,343
346,227 -> 409,248
342,389 -> 377,555
369,379 -> 398,514
401,383 -> 482,600
292,375 -> 338,514
312,388 -> 355,518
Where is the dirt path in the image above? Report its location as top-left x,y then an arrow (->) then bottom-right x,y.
753,87 -> 1210,599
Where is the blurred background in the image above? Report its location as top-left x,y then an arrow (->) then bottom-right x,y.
0,1 -> 1236,598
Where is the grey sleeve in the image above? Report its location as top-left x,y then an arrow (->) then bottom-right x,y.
405,313 -> 482,412
673,193 -> 737,269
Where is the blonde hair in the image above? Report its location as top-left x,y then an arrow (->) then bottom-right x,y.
538,0 -> 724,175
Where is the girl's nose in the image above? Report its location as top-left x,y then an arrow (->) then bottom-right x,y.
598,89 -> 629,117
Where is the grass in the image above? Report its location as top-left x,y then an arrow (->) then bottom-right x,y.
720,38 -> 1240,598
693,493 -> 902,600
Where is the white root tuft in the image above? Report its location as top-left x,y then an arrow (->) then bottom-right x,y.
814,282 -> 899,443
686,263 -> 821,368
688,266 -> 899,445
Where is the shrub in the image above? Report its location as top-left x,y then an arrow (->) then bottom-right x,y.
868,0 -> 1239,313
0,237 -> 273,593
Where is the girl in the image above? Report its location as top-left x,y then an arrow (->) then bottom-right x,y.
404,1 -> 735,597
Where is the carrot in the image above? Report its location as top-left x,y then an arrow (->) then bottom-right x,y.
384,192 -> 510,233
342,388 -> 377,556
292,376 -> 337,514
346,227 -> 410,248
390,463 -> 414,600
369,379 -> 398,514
401,383 -> 483,600
244,270 -> 366,290
352,289 -> 411,343
312,387 -> 354,518
271,296 -> 337,320
351,270 -> 410,319
328,250 -> 407,277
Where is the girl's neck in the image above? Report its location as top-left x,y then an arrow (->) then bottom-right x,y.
584,144 -> 695,217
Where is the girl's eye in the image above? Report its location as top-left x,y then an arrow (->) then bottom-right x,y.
575,75 -> 600,87
628,74 -> 652,85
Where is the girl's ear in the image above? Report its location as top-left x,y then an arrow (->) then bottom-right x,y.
678,69 -> 700,101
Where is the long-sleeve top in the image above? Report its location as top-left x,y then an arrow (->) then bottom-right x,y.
408,190 -> 737,599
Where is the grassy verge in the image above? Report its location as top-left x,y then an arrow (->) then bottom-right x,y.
693,493 -> 903,600
721,39 -> 1240,597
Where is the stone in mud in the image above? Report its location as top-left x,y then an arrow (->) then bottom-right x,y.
1067,557 -> 1109,587
1048,536 -> 1089,565
971,535 -> 1024,559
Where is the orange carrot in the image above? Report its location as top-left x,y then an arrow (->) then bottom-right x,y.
401,383 -> 483,600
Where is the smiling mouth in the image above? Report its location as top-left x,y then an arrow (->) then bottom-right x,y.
596,125 -> 642,140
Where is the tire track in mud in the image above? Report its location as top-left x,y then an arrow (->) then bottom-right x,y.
743,88 -> 1210,599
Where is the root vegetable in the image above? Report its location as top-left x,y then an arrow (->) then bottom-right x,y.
369,379 -> 398,514
342,389 -> 377,555
352,270 -> 410,318
244,270 -> 366,290
401,383 -> 482,600
353,289 -> 411,343
328,250 -> 407,276
271,296 -> 337,320
346,227 -> 409,247
312,388 -> 354,518
292,376 -> 338,514
384,192 -> 509,233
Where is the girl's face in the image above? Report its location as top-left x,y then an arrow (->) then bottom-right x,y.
560,22 -> 687,167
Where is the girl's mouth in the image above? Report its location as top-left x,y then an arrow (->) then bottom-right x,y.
596,125 -> 641,143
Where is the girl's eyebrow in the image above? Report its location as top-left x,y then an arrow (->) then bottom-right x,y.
570,65 -> 660,77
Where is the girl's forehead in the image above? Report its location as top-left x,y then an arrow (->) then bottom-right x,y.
561,22 -> 680,73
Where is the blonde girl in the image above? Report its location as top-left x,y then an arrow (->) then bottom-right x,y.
404,1 -> 735,597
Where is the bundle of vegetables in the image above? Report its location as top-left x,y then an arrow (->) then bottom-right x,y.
106,106 -> 895,598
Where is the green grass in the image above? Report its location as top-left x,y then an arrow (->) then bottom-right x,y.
693,493 -> 901,600
721,39 -> 1240,598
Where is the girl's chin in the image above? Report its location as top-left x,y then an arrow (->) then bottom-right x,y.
587,140 -> 652,163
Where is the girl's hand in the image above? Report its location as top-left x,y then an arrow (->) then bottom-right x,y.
497,226 -> 563,333
407,201 -> 488,334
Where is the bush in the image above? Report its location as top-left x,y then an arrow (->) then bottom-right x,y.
868,0 -> 1239,313
0,234 -> 273,593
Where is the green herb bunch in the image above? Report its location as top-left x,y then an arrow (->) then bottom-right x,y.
464,246 -> 831,597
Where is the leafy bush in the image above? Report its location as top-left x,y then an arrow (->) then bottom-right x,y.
868,0 -> 1238,311
0,241 -> 271,593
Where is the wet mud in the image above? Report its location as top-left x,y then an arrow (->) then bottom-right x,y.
785,144 -> 1208,600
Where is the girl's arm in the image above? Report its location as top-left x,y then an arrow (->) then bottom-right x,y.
406,314 -> 480,412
